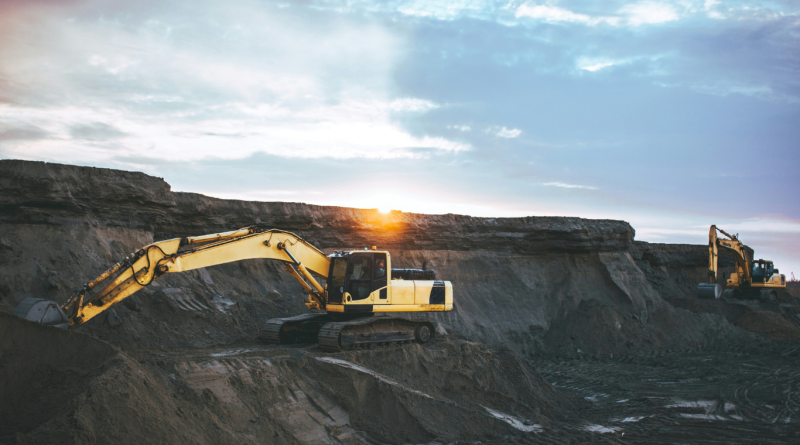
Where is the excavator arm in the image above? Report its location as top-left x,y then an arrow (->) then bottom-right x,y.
698,224 -> 753,299
49,226 -> 330,327
707,225 -> 751,284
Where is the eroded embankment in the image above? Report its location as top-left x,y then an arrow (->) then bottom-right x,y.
2,159 -> 797,355
2,311 -> 584,445
0,313 -> 117,441
2,160 -> 800,444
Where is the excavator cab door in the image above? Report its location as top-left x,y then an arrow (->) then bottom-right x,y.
346,254 -> 373,301
752,260 -> 771,283
343,252 -> 389,303
372,253 -> 389,304
326,256 -> 348,304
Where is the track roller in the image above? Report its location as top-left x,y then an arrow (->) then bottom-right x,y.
259,313 -> 332,345
759,289 -> 777,302
319,317 -> 435,352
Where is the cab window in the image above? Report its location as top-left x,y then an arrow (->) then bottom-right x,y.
348,255 -> 373,300
372,253 -> 387,291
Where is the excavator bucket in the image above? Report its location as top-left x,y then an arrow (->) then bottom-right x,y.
13,298 -> 70,328
696,283 -> 722,299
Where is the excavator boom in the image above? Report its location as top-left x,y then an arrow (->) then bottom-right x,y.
20,226 -> 330,327
706,225 -> 751,284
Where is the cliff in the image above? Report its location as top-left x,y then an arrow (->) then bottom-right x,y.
1,160 -> 794,356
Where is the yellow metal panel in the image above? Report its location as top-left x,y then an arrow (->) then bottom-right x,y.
751,282 -> 786,289
373,304 -> 452,312
325,303 -> 452,313
414,281 -> 434,305
391,281 -> 415,305
370,286 -> 390,304
77,238 -> 183,324
166,232 -> 329,277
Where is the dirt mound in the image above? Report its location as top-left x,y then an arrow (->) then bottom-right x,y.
1,312 -> 265,445
734,310 -> 800,340
1,312 -> 581,444
0,313 -> 117,443
337,340 -> 578,423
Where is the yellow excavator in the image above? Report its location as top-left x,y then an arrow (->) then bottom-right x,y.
13,225 -> 453,351
696,225 -> 786,300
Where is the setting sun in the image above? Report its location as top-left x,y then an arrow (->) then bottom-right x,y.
378,207 -> 391,214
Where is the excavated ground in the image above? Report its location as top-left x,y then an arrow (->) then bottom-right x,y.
3,313 -> 799,444
1,160 -> 799,444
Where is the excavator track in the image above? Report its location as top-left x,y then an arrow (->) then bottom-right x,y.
318,316 -> 435,352
260,313 -> 333,345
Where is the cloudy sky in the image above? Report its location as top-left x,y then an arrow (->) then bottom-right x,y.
1,0 -> 799,274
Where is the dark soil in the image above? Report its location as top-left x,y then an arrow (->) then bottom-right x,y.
787,282 -> 800,298
734,310 -> 800,340
4,315 -> 799,444
534,341 -> 800,443
2,160 -> 800,444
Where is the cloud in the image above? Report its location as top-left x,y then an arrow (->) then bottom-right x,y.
702,1 -> 800,21
619,2 -> 680,26
578,59 -> 618,72
0,1 -> 470,162
487,126 -> 521,138
655,80 -> 787,101
448,124 -> 471,131
0,124 -> 50,141
712,218 -> 800,234
70,122 -> 126,141
515,4 -> 619,26
516,1 -> 684,27
0,99 -> 470,162
542,182 -> 598,190
575,53 -> 669,74
496,127 -> 522,138
389,98 -> 439,112
299,0 -> 798,27
87,54 -> 138,75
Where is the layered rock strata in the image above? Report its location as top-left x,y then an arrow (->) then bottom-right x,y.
0,160 -> 784,355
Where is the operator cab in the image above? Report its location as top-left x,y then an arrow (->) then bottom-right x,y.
751,259 -> 777,283
325,251 -> 388,304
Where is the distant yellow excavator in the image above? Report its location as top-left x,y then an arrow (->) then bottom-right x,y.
13,225 -> 453,351
696,225 -> 786,300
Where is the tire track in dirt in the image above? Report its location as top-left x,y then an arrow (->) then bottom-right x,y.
535,344 -> 800,443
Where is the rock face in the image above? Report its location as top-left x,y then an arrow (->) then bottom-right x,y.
0,159 -> 634,253
4,160 -> 800,445
0,160 -> 791,355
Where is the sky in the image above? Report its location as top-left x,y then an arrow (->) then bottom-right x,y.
1,0 -> 799,276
